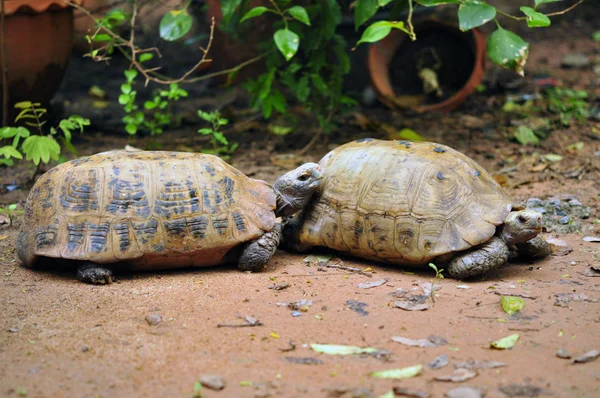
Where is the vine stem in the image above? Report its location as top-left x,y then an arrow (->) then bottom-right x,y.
496,0 -> 586,21
1,0 -> 8,126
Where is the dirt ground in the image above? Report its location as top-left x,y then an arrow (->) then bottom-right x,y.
1,3 -> 600,398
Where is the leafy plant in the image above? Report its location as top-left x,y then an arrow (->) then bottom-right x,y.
227,0 -> 357,135
428,262 -> 445,280
0,102 -> 89,172
197,110 -> 238,159
0,204 -> 22,227
545,87 -> 590,126
119,69 -> 189,136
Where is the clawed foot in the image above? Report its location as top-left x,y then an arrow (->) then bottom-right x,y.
77,264 -> 115,285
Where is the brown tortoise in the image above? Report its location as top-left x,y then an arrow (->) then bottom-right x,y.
283,139 -> 552,279
18,150 -> 322,284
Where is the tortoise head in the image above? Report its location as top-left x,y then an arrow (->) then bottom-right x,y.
273,163 -> 322,217
501,210 -> 543,244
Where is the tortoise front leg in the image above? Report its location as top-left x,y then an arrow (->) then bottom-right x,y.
514,236 -> 553,259
76,262 -> 115,285
448,237 -> 509,279
238,223 -> 282,272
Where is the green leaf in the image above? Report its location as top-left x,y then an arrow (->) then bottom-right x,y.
378,0 -> 394,5
0,126 -> 30,139
92,33 -> 111,42
14,101 -> 33,109
139,53 -> 154,62
542,153 -> 563,162
487,27 -> 529,76
273,29 -> 300,61
593,31 -> 600,42
417,0 -> 459,5
0,145 -> 23,159
354,0 -> 379,30
356,21 -> 408,47
520,6 -> 550,27
125,124 -> 138,135
490,333 -> 520,349
144,101 -> 157,110
458,1 -> 496,31
197,128 -> 213,135
240,6 -> 270,23
369,365 -> 423,379
534,0 -> 562,7
21,135 -> 61,165
124,69 -> 138,82
397,128 -> 424,141
288,6 -> 311,26
268,124 -> 294,136
311,74 -> 328,95
221,0 -> 243,23
118,94 -> 131,105
310,344 -> 381,356
514,126 -> 539,145
160,9 -> 193,41
501,296 -> 525,315
121,83 -> 132,94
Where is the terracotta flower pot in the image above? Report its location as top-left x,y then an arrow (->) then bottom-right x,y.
368,20 -> 486,112
1,0 -> 81,122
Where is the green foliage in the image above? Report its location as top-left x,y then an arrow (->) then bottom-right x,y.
545,87 -> 590,126
354,0 -> 578,76
0,102 -> 89,170
197,110 -> 238,159
237,0 -> 356,132
428,263 -> 444,279
120,70 -> 188,136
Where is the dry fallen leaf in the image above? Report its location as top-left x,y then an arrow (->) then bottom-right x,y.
395,300 -> 429,311
391,336 -> 436,348
434,368 -> 478,382
455,359 -> 507,370
428,354 -> 450,369
583,236 -> 600,243
554,293 -> 599,307
393,387 -> 431,398
0,235 -> 9,240
572,349 -> 600,364
445,386 -> 484,398
357,278 -> 388,289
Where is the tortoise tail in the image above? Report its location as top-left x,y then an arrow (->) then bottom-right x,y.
16,230 -> 37,268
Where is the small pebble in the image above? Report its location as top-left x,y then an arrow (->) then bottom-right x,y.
558,216 -> 571,225
568,199 -> 582,207
81,345 -> 90,352
561,53 -> 590,69
556,210 -> 568,217
199,375 -> 225,391
145,313 -> 162,326
556,349 -> 571,359
526,198 -> 543,207
291,311 -> 302,317
429,354 -> 450,369
7,327 -> 19,333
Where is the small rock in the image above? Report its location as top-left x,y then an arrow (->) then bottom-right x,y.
556,349 -> 571,359
498,384 -> 544,397
526,198 -> 543,207
568,199 -> 582,207
446,387 -> 484,398
561,53 -> 590,69
429,354 -> 450,369
145,313 -> 162,326
199,374 -> 226,390
572,349 -> 600,364
80,345 -> 90,352
7,327 -> 19,333
558,216 -> 570,225
427,335 -> 448,346
435,368 -> 478,382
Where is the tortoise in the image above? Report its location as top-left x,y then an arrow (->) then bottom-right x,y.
283,139 -> 552,279
17,150 -> 322,284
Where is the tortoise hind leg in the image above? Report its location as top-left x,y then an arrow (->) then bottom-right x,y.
238,223 -> 282,272
448,237 -> 509,279
76,262 -> 115,285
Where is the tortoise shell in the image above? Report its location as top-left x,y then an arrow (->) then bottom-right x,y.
294,139 -> 512,265
18,151 -> 276,270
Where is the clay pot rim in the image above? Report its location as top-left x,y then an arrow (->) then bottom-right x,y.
367,19 -> 486,113
4,0 -> 82,16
